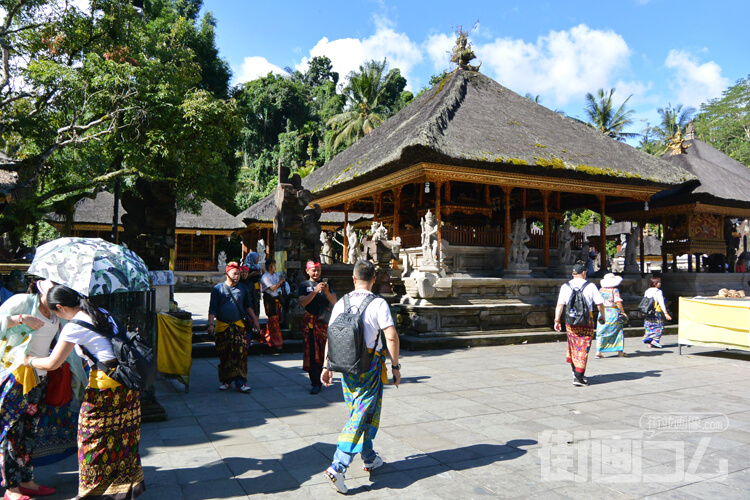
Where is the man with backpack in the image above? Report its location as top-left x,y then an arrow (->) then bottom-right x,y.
321,260 -> 400,494
554,262 -> 606,386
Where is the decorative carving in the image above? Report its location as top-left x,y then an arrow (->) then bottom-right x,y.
508,218 -> 530,267
346,224 -> 362,264
256,239 -> 266,267
217,251 -> 226,271
320,231 -> 333,265
668,130 -> 692,156
623,226 -> 640,273
370,221 -> 389,242
450,26 -> 481,72
420,209 -> 439,267
557,218 -> 573,266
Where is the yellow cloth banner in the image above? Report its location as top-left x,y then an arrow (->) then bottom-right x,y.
679,297 -> 750,351
157,312 -> 193,377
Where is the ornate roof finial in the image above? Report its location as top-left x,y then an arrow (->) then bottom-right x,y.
668,129 -> 691,156
685,119 -> 697,141
450,26 -> 481,72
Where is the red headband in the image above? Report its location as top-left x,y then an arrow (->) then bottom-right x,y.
306,261 -> 321,270
225,262 -> 240,271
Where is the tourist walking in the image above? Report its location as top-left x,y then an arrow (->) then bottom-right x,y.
595,273 -> 628,358
259,259 -> 285,350
554,262 -> 606,386
0,280 -> 85,500
643,277 -> 671,349
298,261 -> 337,395
321,260 -> 400,494
208,261 -> 260,392
22,284 -> 145,499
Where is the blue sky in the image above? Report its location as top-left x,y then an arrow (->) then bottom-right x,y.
204,0 -> 748,138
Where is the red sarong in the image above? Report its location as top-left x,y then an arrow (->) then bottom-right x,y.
302,312 -> 327,373
262,295 -> 283,349
566,318 -> 595,375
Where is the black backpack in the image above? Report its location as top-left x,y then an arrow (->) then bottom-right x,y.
564,281 -> 594,326
71,317 -> 158,391
638,296 -> 656,315
327,293 -> 384,376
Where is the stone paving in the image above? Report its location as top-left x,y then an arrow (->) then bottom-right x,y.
34,334 -> 750,499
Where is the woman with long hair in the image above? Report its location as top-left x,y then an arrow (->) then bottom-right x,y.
0,280 -> 85,500
22,285 -> 144,499
643,277 -> 672,349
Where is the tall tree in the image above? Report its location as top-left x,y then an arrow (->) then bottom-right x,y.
695,75 -> 750,166
583,88 -> 638,142
653,104 -> 696,141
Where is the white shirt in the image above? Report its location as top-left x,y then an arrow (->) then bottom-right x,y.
644,287 -> 667,313
328,290 -> 394,351
58,310 -> 117,366
557,278 -> 604,307
28,310 -> 60,376
260,272 -> 281,297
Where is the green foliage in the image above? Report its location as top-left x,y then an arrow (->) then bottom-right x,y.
583,88 -> 639,142
695,75 -> 750,166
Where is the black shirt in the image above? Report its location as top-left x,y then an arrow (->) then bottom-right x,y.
299,279 -> 335,317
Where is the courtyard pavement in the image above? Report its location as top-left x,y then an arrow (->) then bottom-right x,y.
33,333 -> 750,499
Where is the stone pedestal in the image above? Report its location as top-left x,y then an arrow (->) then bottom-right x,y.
503,264 -> 532,278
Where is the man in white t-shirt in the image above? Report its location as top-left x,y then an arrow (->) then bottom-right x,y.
554,262 -> 606,387
321,260 -> 400,494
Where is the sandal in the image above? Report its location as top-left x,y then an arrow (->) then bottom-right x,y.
595,353 -> 603,359
618,352 -> 627,357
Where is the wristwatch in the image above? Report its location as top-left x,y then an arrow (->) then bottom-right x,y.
393,363 -> 401,370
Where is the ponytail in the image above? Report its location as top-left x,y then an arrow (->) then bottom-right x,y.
47,285 -> 113,334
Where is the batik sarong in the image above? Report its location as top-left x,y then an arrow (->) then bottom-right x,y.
215,321 -> 248,384
77,375 -> 144,499
302,312 -> 327,373
337,350 -> 388,454
262,294 -> 283,349
566,318 -> 595,376
643,312 -> 665,343
596,307 -> 624,352
0,373 -> 48,489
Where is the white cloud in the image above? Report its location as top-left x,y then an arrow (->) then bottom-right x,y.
472,24 -> 633,107
664,49 -> 728,107
424,32 -> 454,72
235,56 -> 284,83
297,17 -> 423,91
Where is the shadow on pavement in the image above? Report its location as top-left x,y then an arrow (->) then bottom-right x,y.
589,369 -> 661,384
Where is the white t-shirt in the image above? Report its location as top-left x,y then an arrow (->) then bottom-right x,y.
260,272 -> 281,297
58,310 -> 117,366
28,310 -> 60,376
328,291 -> 394,351
557,278 -> 604,307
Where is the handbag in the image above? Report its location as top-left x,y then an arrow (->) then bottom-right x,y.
44,362 -> 72,406
224,284 -> 256,341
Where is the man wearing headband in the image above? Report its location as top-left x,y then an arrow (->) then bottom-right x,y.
299,260 -> 337,394
259,259 -> 285,350
208,261 -> 260,393
554,261 -> 606,386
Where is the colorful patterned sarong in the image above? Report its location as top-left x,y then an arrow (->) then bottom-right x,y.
596,307 -> 624,353
302,312 -> 327,373
215,322 -> 248,384
77,376 -> 144,499
644,312 -> 665,343
566,318 -> 595,376
337,350 -> 388,454
262,294 -> 283,349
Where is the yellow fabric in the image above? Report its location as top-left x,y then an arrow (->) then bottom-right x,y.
12,365 -> 38,394
157,313 -> 193,377
89,369 -> 121,390
215,319 -> 244,333
678,297 -> 750,351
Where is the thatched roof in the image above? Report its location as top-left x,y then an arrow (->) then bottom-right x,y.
302,70 -> 695,198
236,192 -> 371,226
47,191 -> 242,230
660,134 -> 750,205
581,221 -> 634,238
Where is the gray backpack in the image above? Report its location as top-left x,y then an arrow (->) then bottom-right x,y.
327,294 -> 383,376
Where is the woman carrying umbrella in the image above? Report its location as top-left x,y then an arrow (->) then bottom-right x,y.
0,279 -> 86,500
595,273 -> 628,358
22,285 -> 145,499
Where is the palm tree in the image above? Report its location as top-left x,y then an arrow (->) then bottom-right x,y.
583,88 -> 639,142
653,104 -> 696,142
326,60 -> 394,149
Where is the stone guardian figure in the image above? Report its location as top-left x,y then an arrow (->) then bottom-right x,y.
256,239 -> 266,267
557,218 -> 573,266
420,210 -> 439,266
320,232 -> 333,265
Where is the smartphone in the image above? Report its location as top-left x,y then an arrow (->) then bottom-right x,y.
322,278 -> 329,284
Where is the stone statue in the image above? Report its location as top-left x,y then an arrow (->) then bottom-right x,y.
668,130 -> 691,156
557,219 -> 573,266
420,210 -> 439,265
320,231 -> 333,265
217,251 -> 227,271
370,221 -> 388,242
625,227 -> 639,268
346,224 -> 361,264
256,239 -> 266,267
509,219 -> 530,266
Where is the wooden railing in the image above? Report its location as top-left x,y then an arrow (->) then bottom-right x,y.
400,225 -> 585,249
175,257 -> 217,272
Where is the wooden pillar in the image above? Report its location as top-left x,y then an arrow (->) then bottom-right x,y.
672,253 -> 677,273
639,222 -> 645,275
485,185 -> 491,206
504,187 -> 512,268
419,182 -> 424,206
542,190 -> 550,267
695,253 -> 701,273
343,203 -> 349,260
445,181 -> 451,203
662,252 -> 668,273
688,253 -> 693,272
555,191 -> 561,210
211,234 -> 216,262
393,187 -> 402,239
522,188 -> 527,209
598,195 -> 607,272
436,181 -> 443,266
